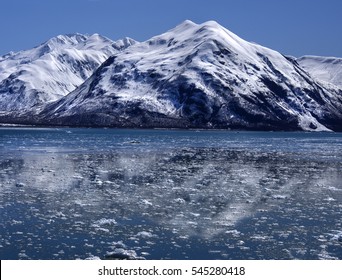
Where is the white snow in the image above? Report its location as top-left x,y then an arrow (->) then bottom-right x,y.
92,218 -> 117,226
1,20 -> 341,131
135,231 -> 156,238
0,33 -> 136,112
44,20 -> 342,131
297,56 -> 342,88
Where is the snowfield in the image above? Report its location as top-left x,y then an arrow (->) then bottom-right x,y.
297,56 -> 342,88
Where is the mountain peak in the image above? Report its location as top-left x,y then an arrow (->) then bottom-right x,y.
171,19 -> 225,34
37,20 -> 341,131
34,34 -> 88,57
1,21 -> 342,131
176,19 -> 197,29
158,19 -> 245,49
0,32 -> 135,113
112,37 -> 138,51
199,20 -> 224,29
44,33 -> 88,47
172,20 -> 230,35
86,33 -> 112,43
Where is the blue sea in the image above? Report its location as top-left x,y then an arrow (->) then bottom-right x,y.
0,127 -> 341,259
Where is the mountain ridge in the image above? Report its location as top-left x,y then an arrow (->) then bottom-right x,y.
1,20 -> 341,131
0,33 -> 137,114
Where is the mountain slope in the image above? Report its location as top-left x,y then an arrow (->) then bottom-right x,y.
0,34 -> 136,114
39,20 -> 342,131
297,56 -> 342,88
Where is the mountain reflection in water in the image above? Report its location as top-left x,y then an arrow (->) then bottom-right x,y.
0,128 -> 341,259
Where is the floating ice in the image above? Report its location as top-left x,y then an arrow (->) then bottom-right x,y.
329,231 -> 342,243
105,248 -> 145,260
92,218 -> 117,226
1,128 -> 341,260
135,231 -> 156,239
85,255 -> 101,260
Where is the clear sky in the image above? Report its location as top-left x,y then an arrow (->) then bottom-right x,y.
1,0 -> 341,57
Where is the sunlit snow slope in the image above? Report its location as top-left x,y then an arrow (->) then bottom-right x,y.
41,20 -> 342,131
297,56 -> 342,88
0,34 -> 136,113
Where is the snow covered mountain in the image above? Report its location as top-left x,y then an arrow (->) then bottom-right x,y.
38,20 -> 342,131
0,34 -> 136,115
297,56 -> 342,88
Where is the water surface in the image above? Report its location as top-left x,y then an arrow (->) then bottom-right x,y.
0,128 -> 341,259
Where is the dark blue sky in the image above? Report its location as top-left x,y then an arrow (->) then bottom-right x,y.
1,0 -> 341,57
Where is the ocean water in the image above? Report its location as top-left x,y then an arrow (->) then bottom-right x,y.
0,127 -> 341,260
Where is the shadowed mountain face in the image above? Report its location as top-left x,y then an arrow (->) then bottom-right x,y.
1,21 -> 342,131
